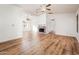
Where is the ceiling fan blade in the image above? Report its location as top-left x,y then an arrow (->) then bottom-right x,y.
47,11 -> 53,14
46,4 -> 51,7
46,8 -> 51,10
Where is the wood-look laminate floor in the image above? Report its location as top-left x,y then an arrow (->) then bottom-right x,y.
0,31 -> 79,55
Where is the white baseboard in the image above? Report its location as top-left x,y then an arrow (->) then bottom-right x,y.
0,36 -> 22,43
75,33 -> 79,42
55,33 -> 76,37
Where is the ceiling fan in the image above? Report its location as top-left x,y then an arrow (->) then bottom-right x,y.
33,4 -> 54,15
41,4 -> 52,11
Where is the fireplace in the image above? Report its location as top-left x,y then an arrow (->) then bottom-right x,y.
39,28 -> 45,32
38,25 -> 46,33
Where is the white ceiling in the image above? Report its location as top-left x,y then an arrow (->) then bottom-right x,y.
18,4 -> 79,14
53,4 -> 79,13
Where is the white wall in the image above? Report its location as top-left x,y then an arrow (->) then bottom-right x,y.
39,13 -> 76,36
0,5 -> 26,42
46,14 -> 55,33
54,13 -> 76,36
76,8 -> 79,41
29,13 -> 76,36
38,13 -> 46,25
30,14 -> 47,33
24,13 -> 76,37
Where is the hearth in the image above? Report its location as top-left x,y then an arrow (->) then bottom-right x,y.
38,25 -> 46,33
39,28 -> 45,32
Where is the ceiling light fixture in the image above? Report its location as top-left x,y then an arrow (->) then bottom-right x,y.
34,4 -> 53,15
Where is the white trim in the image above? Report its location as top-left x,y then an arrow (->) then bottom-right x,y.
0,36 -> 22,43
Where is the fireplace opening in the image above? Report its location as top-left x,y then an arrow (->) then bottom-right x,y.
39,28 -> 45,32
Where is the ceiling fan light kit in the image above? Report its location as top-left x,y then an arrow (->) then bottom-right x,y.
33,4 -> 54,15
38,4 -> 53,14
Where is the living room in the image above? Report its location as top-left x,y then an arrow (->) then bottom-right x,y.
0,4 -> 79,55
